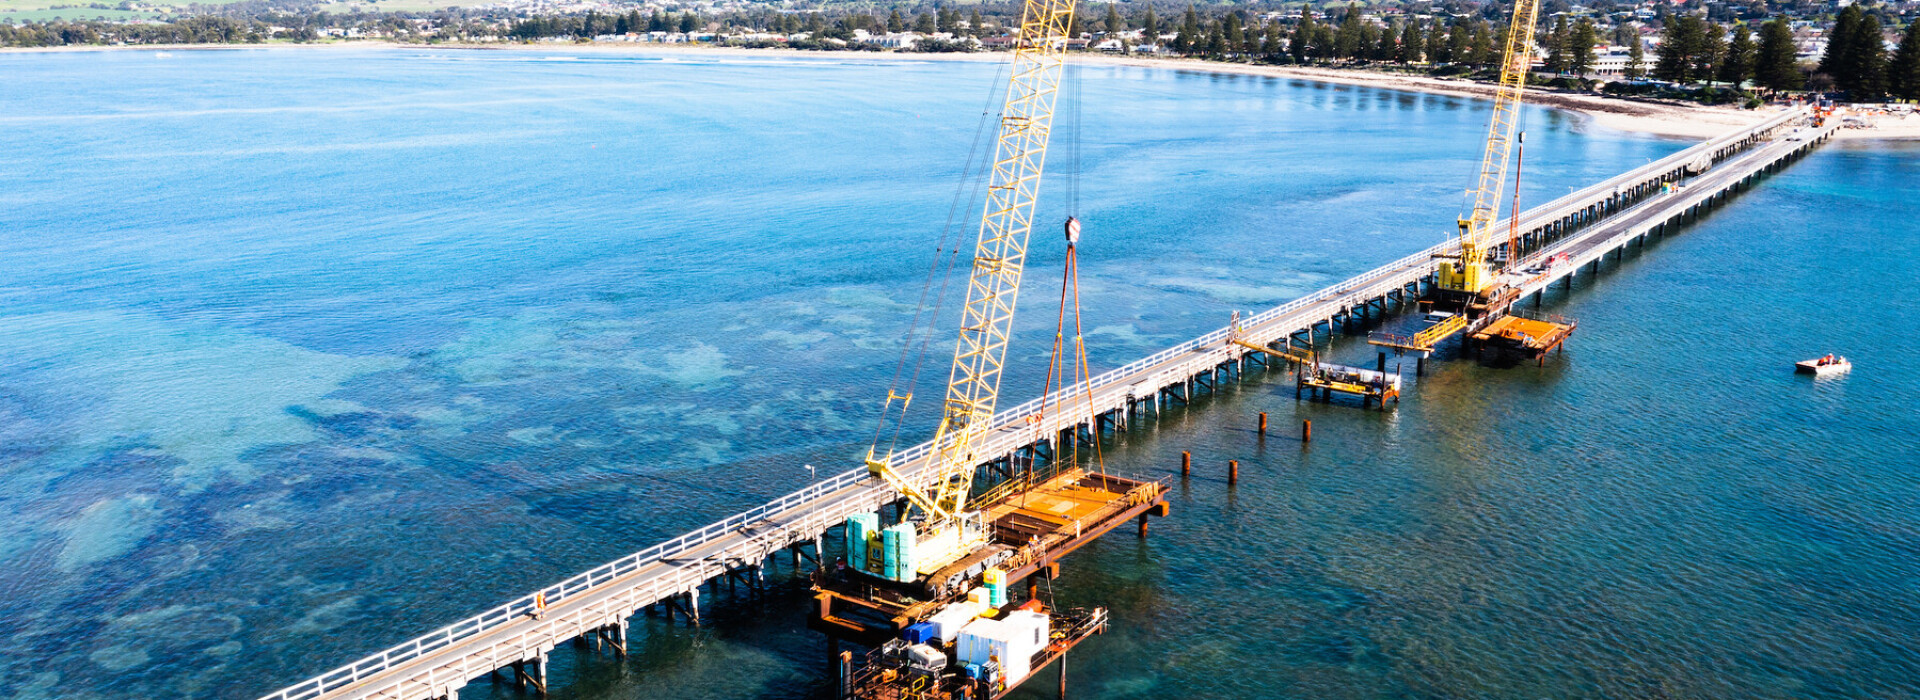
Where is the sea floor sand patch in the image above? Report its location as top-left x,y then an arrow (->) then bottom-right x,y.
651,343 -> 745,388
57,493 -> 160,571
1153,276 -> 1308,306
0,311 -> 401,493
1089,323 -> 1175,350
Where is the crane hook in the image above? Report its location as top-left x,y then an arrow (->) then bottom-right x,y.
1064,216 -> 1081,246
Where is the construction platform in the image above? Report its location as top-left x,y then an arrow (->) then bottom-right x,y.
252,111 -> 1829,700
1297,363 -> 1401,410
1469,314 -> 1576,365
810,466 -> 1168,648
841,604 -> 1108,700
1367,313 -> 1467,354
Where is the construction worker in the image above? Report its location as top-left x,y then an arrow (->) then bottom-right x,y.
532,592 -> 546,621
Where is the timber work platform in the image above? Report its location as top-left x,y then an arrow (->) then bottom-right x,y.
1470,314 -> 1576,365
1297,363 -> 1401,409
257,108 -> 1830,700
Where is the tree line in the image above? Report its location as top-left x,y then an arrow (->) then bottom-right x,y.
4,0 -> 1915,101
1815,4 -> 1920,100
1652,7 -> 1919,101
1146,3 -> 1519,72
0,15 -> 268,46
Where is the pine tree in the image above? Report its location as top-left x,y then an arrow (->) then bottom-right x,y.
1400,20 -> 1422,64
1264,22 -> 1285,61
969,9 -> 983,37
1891,21 -> 1920,101
1223,12 -> 1244,57
1718,23 -> 1755,87
1694,21 -> 1724,85
888,9 -> 904,33
1471,21 -> 1496,66
1335,3 -> 1363,59
1545,15 -> 1570,73
1291,6 -> 1315,63
1655,15 -> 1702,83
1818,5 -> 1860,80
1369,21 -> 1392,61
1845,14 -> 1888,100
1106,4 -> 1124,34
1421,21 -> 1446,64
679,11 -> 698,33
1821,6 -> 1891,98
1569,18 -> 1598,76
1141,5 -> 1158,42
1496,21 -> 1522,68
1447,20 -> 1470,64
1445,19 -> 1469,64
1755,16 -> 1803,91
1466,20 -> 1497,65
1626,38 -> 1646,78
1176,5 -> 1199,53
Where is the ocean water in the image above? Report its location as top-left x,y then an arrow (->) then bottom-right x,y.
0,47 -> 1914,700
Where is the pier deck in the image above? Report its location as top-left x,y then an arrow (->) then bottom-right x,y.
258,107 -> 1828,700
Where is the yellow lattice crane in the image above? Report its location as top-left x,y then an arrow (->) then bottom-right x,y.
1434,0 -> 1543,311
864,0 -> 1078,579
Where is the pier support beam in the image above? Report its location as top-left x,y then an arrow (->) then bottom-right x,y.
512,652 -> 549,696
1058,650 -> 1068,700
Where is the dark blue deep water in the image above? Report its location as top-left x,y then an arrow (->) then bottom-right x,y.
1,47 -> 1915,700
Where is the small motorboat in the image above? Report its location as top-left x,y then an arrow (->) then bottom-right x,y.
1796,354 -> 1851,376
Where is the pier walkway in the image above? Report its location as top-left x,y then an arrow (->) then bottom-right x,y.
258,107 -> 1826,700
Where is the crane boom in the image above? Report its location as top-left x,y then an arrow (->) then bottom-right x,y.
867,0 -> 1076,575
1438,0 -> 1543,298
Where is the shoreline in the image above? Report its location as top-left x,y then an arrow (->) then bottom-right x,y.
7,40 -> 1915,140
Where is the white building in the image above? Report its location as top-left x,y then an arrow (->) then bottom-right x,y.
1592,45 -> 1637,75
872,31 -> 923,49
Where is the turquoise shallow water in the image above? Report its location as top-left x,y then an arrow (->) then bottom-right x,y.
1,47 -> 1916,700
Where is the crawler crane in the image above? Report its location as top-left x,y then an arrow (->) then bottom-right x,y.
861,0 -> 1078,592
816,9 -> 1165,691
1372,0 -> 1545,361
1431,0 -> 1544,316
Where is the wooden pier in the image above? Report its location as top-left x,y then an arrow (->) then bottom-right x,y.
255,108 -> 1830,700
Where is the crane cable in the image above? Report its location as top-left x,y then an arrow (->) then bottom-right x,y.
871,61 -> 1013,461
1506,129 -> 1527,269
1036,57 -> 1105,477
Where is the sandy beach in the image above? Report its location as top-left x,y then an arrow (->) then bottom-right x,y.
10,40 -> 1915,140
1096,60 -> 1919,141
